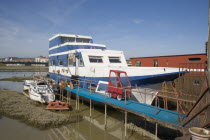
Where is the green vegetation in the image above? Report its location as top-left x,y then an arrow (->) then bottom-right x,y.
0,63 -> 5,66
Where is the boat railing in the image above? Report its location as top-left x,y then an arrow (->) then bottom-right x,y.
57,76 -> 195,119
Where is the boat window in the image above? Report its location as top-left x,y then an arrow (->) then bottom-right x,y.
119,73 -> 130,87
109,57 -> 121,63
97,83 -> 108,92
68,57 -> 73,65
68,54 -> 75,66
110,72 -> 117,87
61,37 -> 75,43
135,60 -> 141,67
79,57 -> 84,66
37,82 -> 46,85
51,60 -> 55,66
59,59 -> 63,66
76,38 -> 90,43
89,56 -> 103,63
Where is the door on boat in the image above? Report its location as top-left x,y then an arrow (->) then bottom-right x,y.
75,53 -> 84,76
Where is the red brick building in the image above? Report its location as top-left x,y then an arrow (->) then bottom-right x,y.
130,53 -> 207,68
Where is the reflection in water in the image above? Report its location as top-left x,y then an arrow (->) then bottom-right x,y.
48,115 -> 120,140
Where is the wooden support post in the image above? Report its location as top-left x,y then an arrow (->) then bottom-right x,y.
76,94 -> 78,110
155,122 -> 158,140
78,95 -> 80,110
104,104 -> 107,129
93,102 -> 94,110
69,92 -> 71,105
124,90 -> 127,105
90,83 -> 92,95
59,86 -> 61,100
62,88 -> 64,101
67,90 -> 69,103
90,99 -> 92,119
124,111 -> 127,139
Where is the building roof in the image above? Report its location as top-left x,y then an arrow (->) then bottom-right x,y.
130,53 -> 206,59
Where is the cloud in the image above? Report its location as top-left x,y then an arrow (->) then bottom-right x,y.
37,0 -> 87,26
0,17 -> 50,58
0,0 -> 89,58
133,18 -> 144,24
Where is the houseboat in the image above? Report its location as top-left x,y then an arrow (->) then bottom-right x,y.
49,34 -> 181,88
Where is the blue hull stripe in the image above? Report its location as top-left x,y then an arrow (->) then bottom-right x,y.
49,72 -> 180,86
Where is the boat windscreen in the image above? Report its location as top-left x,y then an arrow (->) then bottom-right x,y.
37,82 -> 46,85
97,83 -> 108,92
120,73 -> 130,87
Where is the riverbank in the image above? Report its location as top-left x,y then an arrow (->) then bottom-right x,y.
0,76 -> 33,82
0,89 -> 80,129
0,66 -> 48,72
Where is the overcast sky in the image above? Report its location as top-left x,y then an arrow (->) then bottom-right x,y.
0,0 -> 208,59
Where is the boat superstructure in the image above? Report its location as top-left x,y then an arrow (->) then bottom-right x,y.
49,34 -> 181,87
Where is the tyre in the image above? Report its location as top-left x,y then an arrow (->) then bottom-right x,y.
117,95 -> 122,100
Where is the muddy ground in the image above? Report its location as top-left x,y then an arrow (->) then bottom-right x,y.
0,76 -> 33,82
0,89 -> 80,129
0,66 -> 48,72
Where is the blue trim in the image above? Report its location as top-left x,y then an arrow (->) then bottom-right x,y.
50,54 -> 69,67
49,45 -> 105,54
49,36 -> 62,48
49,36 -> 95,48
49,52 -> 84,67
49,71 -> 180,87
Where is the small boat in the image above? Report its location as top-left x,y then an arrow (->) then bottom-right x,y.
28,80 -> 55,103
23,80 -> 35,91
46,101 -> 69,110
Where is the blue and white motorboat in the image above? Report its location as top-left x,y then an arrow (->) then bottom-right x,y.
48,34 -> 182,88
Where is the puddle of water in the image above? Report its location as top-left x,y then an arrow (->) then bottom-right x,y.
0,81 -> 24,92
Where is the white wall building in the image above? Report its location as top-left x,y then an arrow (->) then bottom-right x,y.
35,57 -> 49,63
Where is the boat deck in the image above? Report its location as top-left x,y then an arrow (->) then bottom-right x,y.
65,87 -> 183,128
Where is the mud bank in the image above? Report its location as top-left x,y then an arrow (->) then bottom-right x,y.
0,66 -> 48,72
0,76 -> 32,82
0,89 -> 80,129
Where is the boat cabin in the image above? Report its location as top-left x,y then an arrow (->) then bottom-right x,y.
49,49 -> 128,68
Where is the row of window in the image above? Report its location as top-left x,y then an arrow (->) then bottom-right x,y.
51,56 -> 121,66
61,37 -> 91,44
89,56 -> 121,63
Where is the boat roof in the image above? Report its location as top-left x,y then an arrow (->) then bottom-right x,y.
49,34 -> 92,41
70,49 -> 123,54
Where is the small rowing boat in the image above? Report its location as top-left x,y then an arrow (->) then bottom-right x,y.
46,101 -> 69,110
